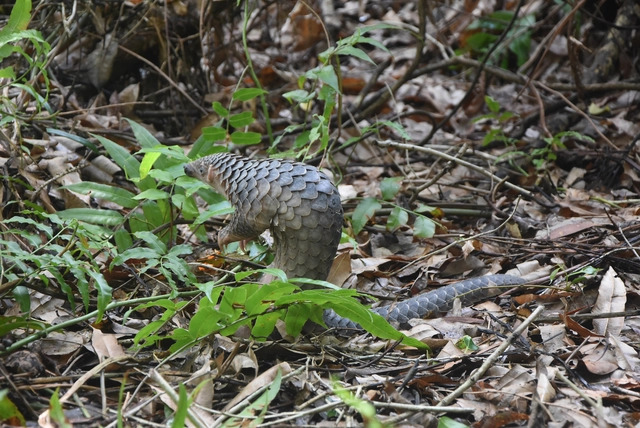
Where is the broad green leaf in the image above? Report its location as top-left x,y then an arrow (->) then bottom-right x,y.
484,96 -> 500,113
283,303 -> 312,337
193,200 -> 233,225
380,177 -> 403,201
387,206 -> 408,231
134,188 -> 170,200
56,208 -> 124,226
134,230 -> 167,254
47,128 -> 99,153
230,131 -> 261,145
313,65 -> 340,92
337,45 -> 375,64
212,101 -> 229,117
125,118 -> 161,149
202,126 -> 227,142
60,182 -> 138,209
283,89 -> 313,103
173,385 -> 190,428
87,270 -> 112,323
92,134 -> 140,180
232,88 -> 266,101
114,228 -> 133,252
456,335 -> 479,352
252,311 -> 282,339
186,296 -> 225,339
111,247 -> 161,268
414,215 -> 436,238
0,66 -> 15,78
351,197 -> 381,235
229,111 -> 254,128
1,0 -> 31,36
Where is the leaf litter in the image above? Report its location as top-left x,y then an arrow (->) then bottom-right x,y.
1,0 -> 640,426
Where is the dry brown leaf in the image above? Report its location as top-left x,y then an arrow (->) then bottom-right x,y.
90,327 -> 126,360
327,251 -> 352,287
593,267 -> 627,336
223,361 -> 292,412
609,335 -> 640,372
582,342 -> 618,375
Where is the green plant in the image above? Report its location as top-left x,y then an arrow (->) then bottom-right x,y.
474,95 -> 518,148
531,131 -> 594,170
0,0 -> 52,121
351,176 -> 439,238
462,10 -> 535,68
475,96 -> 595,173
332,381 -> 388,428
276,23 -> 395,160
0,212 -> 113,321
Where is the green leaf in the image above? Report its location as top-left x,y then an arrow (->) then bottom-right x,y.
87,270 -> 112,323
124,119 -> 160,149
92,134 -> 140,179
232,88 -> 267,101
484,96 -> 500,113
437,416 -> 470,428
212,101 -> 229,117
49,389 -> 71,428
0,66 -> 16,78
356,36 -> 390,53
134,230 -> 167,254
337,45 -> 375,64
202,126 -> 227,142
1,0 -> 31,36
380,176 -> 403,201
134,188 -> 170,201
282,89 -> 313,103
351,197 -> 381,235
56,208 -> 124,226
387,206 -> 408,231
0,316 -> 45,337
414,215 -> 436,238
60,182 -> 138,209
230,131 -> 262,145
0,389 -> 26,426
172,385 -> 190,428
456,335 -> 479,352
312,65 -> 340,92
193,200 -> 234,225
111,247 -> 162,268
46,128 -> 99,153
229,111 -> 255,128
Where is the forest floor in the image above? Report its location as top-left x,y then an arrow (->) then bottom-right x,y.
2,0 -> 640,426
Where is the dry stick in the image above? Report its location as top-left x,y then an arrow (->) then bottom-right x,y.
437,305 -> 544,407
556,371 -> 605,427
535,82 -> 616,149
376,139 -> 534,199
212,365 -> 306,427
149,369 -> 207,428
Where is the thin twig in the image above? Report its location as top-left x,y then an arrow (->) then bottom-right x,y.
376,139 -> 534,199
436,305 -> 544,407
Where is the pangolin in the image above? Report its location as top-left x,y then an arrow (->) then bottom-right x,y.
184,153 -> 526,328
184,152 -> 343,281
